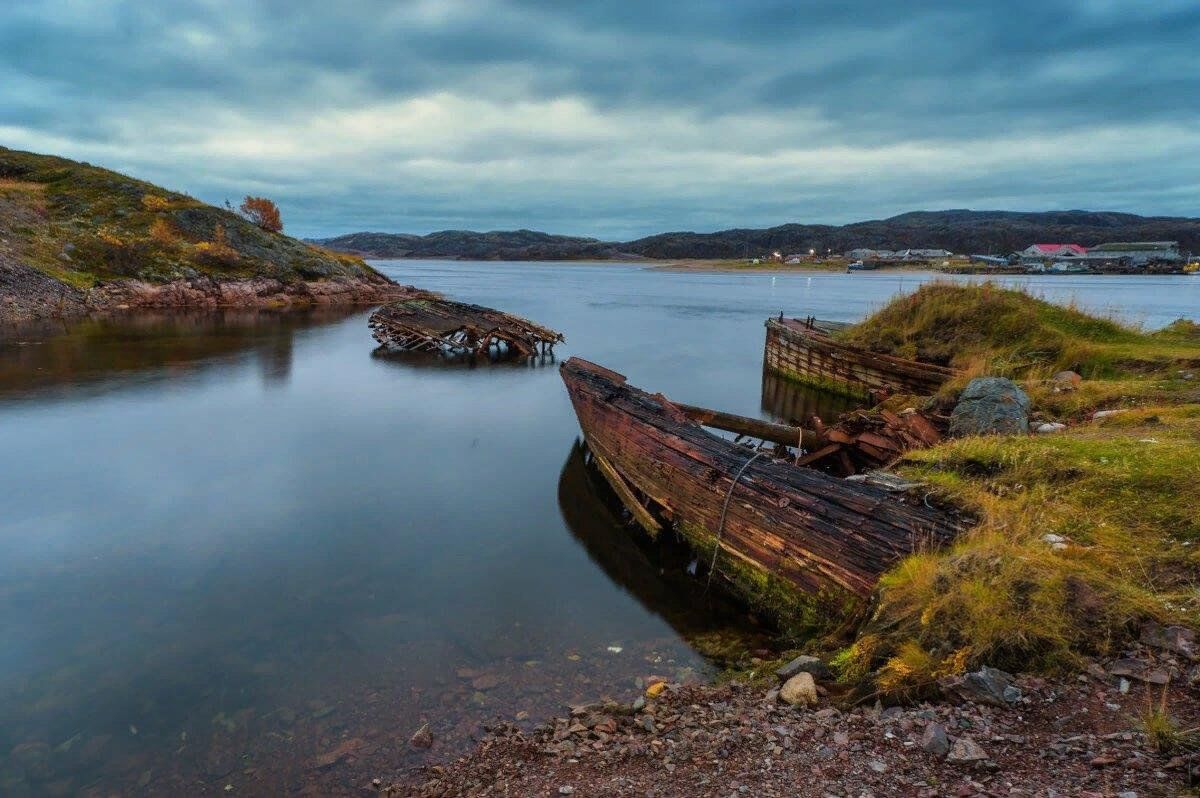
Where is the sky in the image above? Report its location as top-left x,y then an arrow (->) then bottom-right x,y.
1,1 -> 1198,240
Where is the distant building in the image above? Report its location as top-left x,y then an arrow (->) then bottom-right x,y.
1019,244 -> 1088,259
969,255 -> 1010,267
1083,241 -> 1182,265
844,248 -> 896,260
896,248 -> 953,259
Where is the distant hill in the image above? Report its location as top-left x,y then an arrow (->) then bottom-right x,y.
318,210 -> 1200,261
1,147 -> 403,322
316,229 -> 620,260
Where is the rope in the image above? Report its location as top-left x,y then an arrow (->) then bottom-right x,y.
705,449 -> 766,592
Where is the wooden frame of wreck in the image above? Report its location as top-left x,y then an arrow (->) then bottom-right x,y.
764,316 -> 960,398
369,298 -> 564,359
560,357 -> 962,605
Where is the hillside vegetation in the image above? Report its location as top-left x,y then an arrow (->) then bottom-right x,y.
831,284 -> 1200,694
316,209 -> 1200,260
0,146 -> 388,310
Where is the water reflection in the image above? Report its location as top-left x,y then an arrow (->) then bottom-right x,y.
556,441 -> 775,664
760,369 -> 859,426
0,308 -> 362,400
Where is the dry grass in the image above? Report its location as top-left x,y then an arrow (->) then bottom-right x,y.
832,284 -> 1200,693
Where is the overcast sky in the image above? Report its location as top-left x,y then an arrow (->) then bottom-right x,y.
2,1 -> 1198,239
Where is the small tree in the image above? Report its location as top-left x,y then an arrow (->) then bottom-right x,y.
239,196 -> 283,233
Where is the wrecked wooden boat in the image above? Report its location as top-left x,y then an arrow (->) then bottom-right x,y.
764,315 -> 959,398
369,298 -> 563,360
559,357 -> 962,606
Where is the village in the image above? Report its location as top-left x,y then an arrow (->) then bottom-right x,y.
756,240 -> 1197,274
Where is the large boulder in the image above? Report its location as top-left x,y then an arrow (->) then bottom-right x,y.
779,672 -> 819,707
949,377 -> 1031,436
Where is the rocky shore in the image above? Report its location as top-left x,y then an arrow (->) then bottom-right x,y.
385,630 -> 1198,798
1,255 -> 420,325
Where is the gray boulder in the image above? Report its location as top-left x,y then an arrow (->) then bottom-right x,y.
940,665 -> 1021,707
776,654 -> 832,681
921,721 -> 950,757
949,377 -> 1031,436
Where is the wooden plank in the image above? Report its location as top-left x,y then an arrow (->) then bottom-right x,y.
674,402 -> 824,449
589,448 -> 663,538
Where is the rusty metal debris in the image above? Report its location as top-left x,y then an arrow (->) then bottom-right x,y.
369,298 -> 564,360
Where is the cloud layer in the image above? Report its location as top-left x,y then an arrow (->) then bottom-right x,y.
2,0 -> 1197,238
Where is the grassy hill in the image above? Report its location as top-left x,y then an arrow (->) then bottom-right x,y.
0,146 -> 398,321
316,209 -> 1200,261
827,284 -> 1200,694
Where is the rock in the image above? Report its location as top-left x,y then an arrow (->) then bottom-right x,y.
1140,623 -> 1196,658
559,787 -> 575,795
949,377 -> 1031,437
631,697 -> 646,712
868,760 -> 887,773
1108,658 -> 1170,685
313,738 -> 364,769
775,655 -> 832,681
645,681 -> 667,698
1053,371 -> 1082,389
921,722 -> 951,757
471,673 -> 501,691
409,723 -> 433,749
1036,422 -> 1067,434
940,666 -> 1021,706
946,735 -> 989,764
779,672 -> 819,707
1041,533 -> 1069,550
1093,409 -> 1127,420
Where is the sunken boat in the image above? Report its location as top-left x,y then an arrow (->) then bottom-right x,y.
765,315 -> 959,398
559,357 -> 962,627
369,298 -> 563,360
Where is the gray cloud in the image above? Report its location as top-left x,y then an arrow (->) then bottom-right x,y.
1,0 -> 1197,238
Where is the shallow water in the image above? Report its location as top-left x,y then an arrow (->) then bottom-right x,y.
1,263 -> 1195,794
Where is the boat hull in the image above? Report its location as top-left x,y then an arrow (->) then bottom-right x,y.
764,317 -> 958,398
559,358 -> 961,607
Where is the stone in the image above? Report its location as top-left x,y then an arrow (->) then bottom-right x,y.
779,672 -> 819,707
776,655 -> 832,681
559,787 -> 575,795
940,666 -> 1021,706
949,377 -> 1031,437
645,681 -> 667,698
1093,409 -> 1127,420
1052,371 -> 1082,389
921,722 -> 951,757
1140,622 -> 1197,658
1041,533 -> 1069,550
409,723 -> 433,749
1036,422 -> 1067,434
946,736 -> 989,764
1108,658 -> 1170,685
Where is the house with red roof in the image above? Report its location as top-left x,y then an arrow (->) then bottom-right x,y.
1019,243 -> 1088,259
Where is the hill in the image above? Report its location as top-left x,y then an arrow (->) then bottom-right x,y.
317,210 -> 1200,261
316,229 -> 619,260
0,147 -> 406,323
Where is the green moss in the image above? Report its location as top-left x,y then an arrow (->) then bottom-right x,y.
678,521 -> 861,643
769,364 -> 872,400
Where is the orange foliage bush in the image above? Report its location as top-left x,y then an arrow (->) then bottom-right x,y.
148,217 -> 178,245
141,194 -> 172,212
239,196 -> 283,233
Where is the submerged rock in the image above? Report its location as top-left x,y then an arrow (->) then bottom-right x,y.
949,377 -> 1030,436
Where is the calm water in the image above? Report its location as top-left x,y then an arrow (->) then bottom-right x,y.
1,263 -> 1196,795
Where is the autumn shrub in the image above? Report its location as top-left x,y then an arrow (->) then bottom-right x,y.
239,196 -> 283,233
